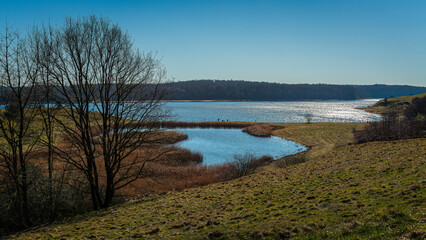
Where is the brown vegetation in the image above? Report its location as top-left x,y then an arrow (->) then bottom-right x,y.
158,148 -> 202,166
25,133 -> 275,206
242,124 -> 277,137
119,164 -> 223,198
116,149 -> 274,200
144,131 -> 188,145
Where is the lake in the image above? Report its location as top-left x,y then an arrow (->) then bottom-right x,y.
174,128 -> 307,165
166,99 -> 381,123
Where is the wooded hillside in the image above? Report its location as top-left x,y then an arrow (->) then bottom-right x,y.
163,80 -> 426,101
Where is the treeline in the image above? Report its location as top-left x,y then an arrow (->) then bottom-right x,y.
2,80 -> 425,103
163,80 -> 426,101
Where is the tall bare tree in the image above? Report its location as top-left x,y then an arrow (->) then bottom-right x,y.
30,25 -> 61,219
37,16 -> 168,210
0,26 -> 41,226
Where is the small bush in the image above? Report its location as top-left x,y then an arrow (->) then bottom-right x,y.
222,152 -> 273,180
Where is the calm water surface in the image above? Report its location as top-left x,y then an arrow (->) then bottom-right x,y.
166,99 -> 381,123
174,128 -> 307,165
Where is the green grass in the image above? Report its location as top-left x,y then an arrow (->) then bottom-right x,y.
365,92 -> 426,114
272,122 -> 365,159
7,122 -> 425,239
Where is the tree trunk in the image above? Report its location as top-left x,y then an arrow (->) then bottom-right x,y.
102,174 -> 114,209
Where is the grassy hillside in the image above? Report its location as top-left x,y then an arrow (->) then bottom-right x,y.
8,122 -> 425,239
365,92 -> 426,114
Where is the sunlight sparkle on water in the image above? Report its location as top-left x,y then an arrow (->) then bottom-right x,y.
167,99 -> 381,123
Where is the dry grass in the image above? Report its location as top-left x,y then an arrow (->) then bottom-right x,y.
143,130 -> 188,145
119,163 -> 225,199
242,124 -> 277,137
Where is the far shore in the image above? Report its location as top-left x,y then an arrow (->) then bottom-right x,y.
162,98 -> 381,102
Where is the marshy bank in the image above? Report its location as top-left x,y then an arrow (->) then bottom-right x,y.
122,123 -> 306,196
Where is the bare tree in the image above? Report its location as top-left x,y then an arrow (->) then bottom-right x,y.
0,25 -> 41,226
37,16 -> 168,210
30,25 -> 62,219
304,113 -> 313,124
226,152 -> 273,179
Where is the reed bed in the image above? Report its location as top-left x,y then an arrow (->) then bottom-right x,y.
242,124 -> 276,137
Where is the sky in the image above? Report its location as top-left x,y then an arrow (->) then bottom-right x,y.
1,0 -> 425,86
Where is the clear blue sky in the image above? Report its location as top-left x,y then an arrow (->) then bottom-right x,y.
1,0 -> 425,86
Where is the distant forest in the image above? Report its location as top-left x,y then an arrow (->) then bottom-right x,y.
1,80 -> 425,103
163,80 -> 426,101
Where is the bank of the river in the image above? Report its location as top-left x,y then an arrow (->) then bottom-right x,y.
9,121 -> 425,239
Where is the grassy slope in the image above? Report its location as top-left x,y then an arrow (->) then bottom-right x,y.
8,123 -> 426,239
365,92 -> 426,114
272,122 -> 365,159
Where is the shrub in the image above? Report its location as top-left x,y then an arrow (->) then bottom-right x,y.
354,111 -> 425,144
0,163 -> 91,236
404,96 -> 426,121
222,152 -> 273,180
